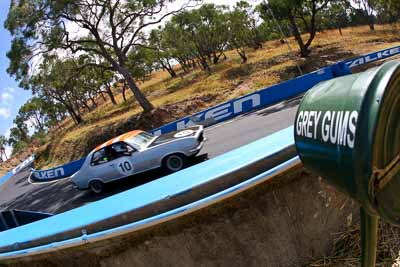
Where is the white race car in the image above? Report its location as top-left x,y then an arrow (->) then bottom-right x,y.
71,126 -> 205,193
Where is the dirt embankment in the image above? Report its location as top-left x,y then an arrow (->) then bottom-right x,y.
0,146 -> 37,176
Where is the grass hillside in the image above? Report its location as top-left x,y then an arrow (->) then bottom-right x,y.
4,24 -> 400,171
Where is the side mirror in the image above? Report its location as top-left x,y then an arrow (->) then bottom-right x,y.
294,60 -> 400,267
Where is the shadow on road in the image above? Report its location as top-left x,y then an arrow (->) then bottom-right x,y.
1,154 -> 209,215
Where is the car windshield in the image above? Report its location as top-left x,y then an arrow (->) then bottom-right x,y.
126,132 -> 155,148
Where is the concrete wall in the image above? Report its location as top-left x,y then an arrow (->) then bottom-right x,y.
2,165 -> 356,267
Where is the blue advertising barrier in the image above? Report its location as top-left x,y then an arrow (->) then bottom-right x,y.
11,155 -> 35,175
344,46 -> 400,68
29,157 -> 86,183
0,155 -> 35,188
150,67 -> 335,136
0,172 -> 13,188
6,45 -> 400,184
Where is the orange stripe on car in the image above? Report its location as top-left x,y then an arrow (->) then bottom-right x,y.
95,130 -> 143,152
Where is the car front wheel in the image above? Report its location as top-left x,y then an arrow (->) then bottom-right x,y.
163,154 -> 187,173
89,180 -> 104,194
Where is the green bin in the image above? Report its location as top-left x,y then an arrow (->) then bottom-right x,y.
295,60 -> 400,225
295,60 -> 400,266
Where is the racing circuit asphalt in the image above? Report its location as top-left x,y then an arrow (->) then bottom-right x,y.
0,96 -> 302,214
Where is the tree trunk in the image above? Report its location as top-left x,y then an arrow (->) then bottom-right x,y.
289,15 -> 310,57
213,52 -> 220,64
90,97 -> 97,108
81,100 -> 92,112
338,26 -> 343,36
67,107 -> 83,125
122,81 -> 128,102
179,60 -> 189,73
118,67 -> 154,112
34,114 -> 44,132
165,61 -> 177,78
237,49 -> 247,64
99,91 -> 107,101
198,55 -> 211,74
105,83 -> 117,105
369,22 -> 375,31
165,66 -> 177,78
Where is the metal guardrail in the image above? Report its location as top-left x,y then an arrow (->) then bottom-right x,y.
0,172 -> 12,188
0,155 -> 35,188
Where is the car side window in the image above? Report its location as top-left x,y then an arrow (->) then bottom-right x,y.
111,142 -> 135,157
91,142 -> 136,166
91,149 -> 109,166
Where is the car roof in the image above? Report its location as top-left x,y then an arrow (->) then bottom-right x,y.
94,130 -> 143,152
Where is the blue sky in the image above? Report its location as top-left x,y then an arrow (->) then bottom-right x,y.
0,0 -> 32,145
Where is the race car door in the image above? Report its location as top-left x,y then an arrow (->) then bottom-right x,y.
90,148 -> 123,182
109,142 -> 144,177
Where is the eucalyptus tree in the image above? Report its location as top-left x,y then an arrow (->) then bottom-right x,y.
258,0 -> 332,57
354,0 -> 377,31
18,97 -> 48,133
227,1 -> 262,63
162,21 -> 198,73
29,56 -> 84,124
375,0 -> 400,25
8,115 -> 31,154
168,4 -> 229,73
319,1 -> 351,35
148,29 -> 177,78
5,0 -> 199,113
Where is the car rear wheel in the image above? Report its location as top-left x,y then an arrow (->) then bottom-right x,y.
89,180 -> 104,194
163,154 -> 187,173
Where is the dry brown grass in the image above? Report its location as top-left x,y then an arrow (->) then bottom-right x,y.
308,220 -> 400,267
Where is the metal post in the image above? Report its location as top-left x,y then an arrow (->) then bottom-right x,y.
360,207 -> 379,267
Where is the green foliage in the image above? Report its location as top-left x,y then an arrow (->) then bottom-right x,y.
8,114 -> 30,155
18,97 -> 48,132
5,0 -> 198,112
127,47 -> 158,82
258,0 -> 333,57
375,0 -> 400,24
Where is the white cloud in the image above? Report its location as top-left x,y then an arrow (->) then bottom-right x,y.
5,87 -> 15,93
1,92 -> 13,103
0,87 -> 16,106
0,108 -> 11,119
